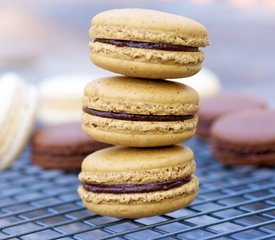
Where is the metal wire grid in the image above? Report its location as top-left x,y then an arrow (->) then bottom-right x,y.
0,139 -> 275,240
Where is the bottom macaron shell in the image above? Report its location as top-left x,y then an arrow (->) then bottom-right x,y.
78,176 -> 198,218
81,191 -> 197,219
82,124 -> 196,147
91,54 -> 201,79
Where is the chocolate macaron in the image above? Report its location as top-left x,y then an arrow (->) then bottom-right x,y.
211,110 -> 275,166
82,76 -> 199,147
32,122 -> 111,170
89,8 -> 209,79
78,145 -> 198,218
197,92 -> 267,138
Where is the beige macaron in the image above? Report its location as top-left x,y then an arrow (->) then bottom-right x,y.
78,145 -> 198,218
82,76 -> 199,147
89,8 -> 209,79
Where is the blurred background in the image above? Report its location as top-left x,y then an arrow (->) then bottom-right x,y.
0,0 -> 275,104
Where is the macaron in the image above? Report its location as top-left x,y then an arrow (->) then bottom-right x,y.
170,68 -> 221,98
0,73 -> 37,170
197,92 -> 267,138
32,122 -> 111,171
82,76 -> 199,147
89,8 -> 209,79
37,74 -> 97,125
78,145 -> 198,218
211,110 -> 275,166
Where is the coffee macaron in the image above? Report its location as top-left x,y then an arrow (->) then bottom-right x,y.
211,110 -> 275,166
0,73 -> 37,170
78,145 -> 198,218
32,122 -> 111,170
89,8 -> 209,79
197,92 -> 267,138
82,76 -> 199,147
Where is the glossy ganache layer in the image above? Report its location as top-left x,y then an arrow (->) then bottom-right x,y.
83,176 -> 192,194
83,108 -> 194,122
94,38 -> 199,52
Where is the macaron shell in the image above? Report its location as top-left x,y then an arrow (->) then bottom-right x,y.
91,9 -> 208,47
81,145 -> 194,172
80,190 -> 197,219
80,145 -> 195,184
78,176 -> 198,218
84,76 -> 199,115
212,110 -> 275,145
90,49 -> 203,79
82,115 -> 197,147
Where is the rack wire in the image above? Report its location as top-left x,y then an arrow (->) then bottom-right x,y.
0,138 -> 274,240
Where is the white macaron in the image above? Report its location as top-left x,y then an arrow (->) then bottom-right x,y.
0,73 -> 37,170
37,73 -> 107,125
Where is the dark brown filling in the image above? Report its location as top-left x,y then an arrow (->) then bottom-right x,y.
94,38 -> 199,52
83,176 -> 191,194
83,108 -> 194,122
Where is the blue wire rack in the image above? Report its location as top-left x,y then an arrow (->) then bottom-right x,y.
0,138 -> 274,240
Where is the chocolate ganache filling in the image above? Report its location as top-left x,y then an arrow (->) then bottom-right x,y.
83,108 -> 194,122
94,38 -> 199,52
83,176 -> 191,194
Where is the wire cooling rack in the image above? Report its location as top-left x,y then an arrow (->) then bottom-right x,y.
0,138 -> 274,240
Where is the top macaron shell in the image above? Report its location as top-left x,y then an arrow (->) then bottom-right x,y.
80,145 -> 195,185
82,76 -> 199,147
90,9 -> 208,46
89,9 -> 209,79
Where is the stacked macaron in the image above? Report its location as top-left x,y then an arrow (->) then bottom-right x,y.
78,8 -> 209,218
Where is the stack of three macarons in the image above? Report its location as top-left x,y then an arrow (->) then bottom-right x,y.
78,9 -> 209,218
